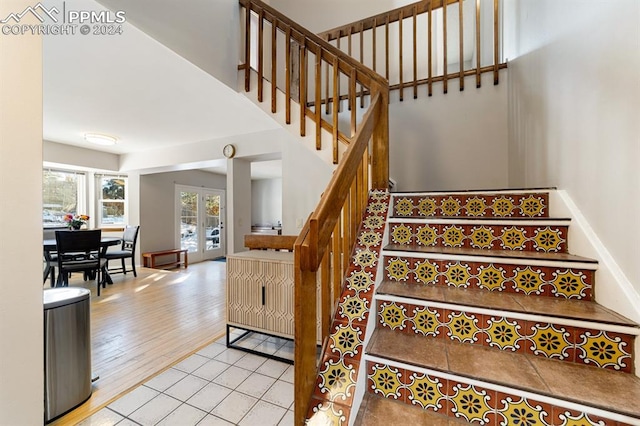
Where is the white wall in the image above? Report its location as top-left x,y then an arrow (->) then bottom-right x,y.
390,70 -> 509,191
0,1 -> 43,421
44,140 -> 120,171
227,159 -> 252,253
139,170 -> 226,254
252,179 -> 282,226
505,1 -> 640,294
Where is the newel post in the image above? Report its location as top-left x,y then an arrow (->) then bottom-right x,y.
370,84 -> 389,190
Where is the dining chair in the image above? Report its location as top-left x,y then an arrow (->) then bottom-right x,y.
104,225 -> 140,277
43,226 -> 68,287
55,229 -> 108,296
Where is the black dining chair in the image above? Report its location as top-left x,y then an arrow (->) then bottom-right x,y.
43,226 -> 68,287
55,229 -> 108,296
104,225 -> 140,277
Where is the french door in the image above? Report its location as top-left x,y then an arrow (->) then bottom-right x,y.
176,185 -> 225,262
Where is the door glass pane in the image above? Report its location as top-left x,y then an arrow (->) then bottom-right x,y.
180,191 -> 198,252
205,194 -> 221,250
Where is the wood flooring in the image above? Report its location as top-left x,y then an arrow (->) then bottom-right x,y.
50,261 -> 227,425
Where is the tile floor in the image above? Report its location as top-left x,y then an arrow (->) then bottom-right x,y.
78,330 -> 295,426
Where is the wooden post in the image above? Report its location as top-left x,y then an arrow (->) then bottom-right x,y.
371,88 -> 389,190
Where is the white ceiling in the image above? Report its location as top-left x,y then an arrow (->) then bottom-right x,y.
42,0 -> 282,178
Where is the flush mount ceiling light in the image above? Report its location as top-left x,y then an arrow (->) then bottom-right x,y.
84,133 -> 118,146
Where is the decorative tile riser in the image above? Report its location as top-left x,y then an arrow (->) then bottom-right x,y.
377,301 -> 634,373
305,190 -> 391,426
383,256 -> 594,300
389,222 -> 568,253
392,192 -> 549,218
365,361 -> 636,426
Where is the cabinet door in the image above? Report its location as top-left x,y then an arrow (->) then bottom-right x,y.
262,260 -> 294,337
227,256 -> 264,330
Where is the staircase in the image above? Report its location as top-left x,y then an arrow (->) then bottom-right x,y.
306,189 -> 640,425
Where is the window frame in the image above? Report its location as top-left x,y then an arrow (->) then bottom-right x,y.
96,174 -> 128,228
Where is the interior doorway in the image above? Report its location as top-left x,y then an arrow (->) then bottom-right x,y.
176,185 -> 225,262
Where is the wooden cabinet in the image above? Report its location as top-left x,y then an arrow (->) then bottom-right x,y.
227,251 -> 295,338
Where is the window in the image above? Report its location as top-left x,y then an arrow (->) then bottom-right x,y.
42,170 -> 86,227
98,176 -> 127,227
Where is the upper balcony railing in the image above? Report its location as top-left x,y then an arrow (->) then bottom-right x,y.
318,0 -> 507,100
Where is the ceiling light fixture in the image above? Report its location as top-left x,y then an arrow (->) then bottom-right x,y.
84,133 -> 118,146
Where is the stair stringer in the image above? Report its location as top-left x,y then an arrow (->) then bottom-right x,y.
549,189 -> 640,375
238,70 -> 347,170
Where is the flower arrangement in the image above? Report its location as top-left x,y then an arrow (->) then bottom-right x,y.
64,213 -> 89,230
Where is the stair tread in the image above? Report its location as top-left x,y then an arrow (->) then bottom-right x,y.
391,187 -> 556,195
355,392 -> 467,425
377,281 -> 637,327
389,215 -> 569,221
367,328 -> 640,419
383,243 -> 598,263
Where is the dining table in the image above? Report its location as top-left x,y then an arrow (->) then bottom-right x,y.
43,236 -> 122,287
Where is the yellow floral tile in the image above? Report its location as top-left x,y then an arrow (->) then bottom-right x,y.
307,400 -> 348,426
442,225 -> 465,247
318,358 -> 357,403
520,195 -> 545,217
512,266 -> 546,295
465,197 -> 487,216
394,198 -> 414,216
338,295 -> 368,323
413,259 -> 439,284
557,411 -> 610,426
358,230 -> 382,248
441,197 -> 462,216
551,270 -> 589,299
329,323 -> 363,357
416,225 -> 438,246
577,330 -> 632,371
529,324 -> 571,360
417,198 -> 437,216
444,262 -> 472,288
450,384 -> 492,424
406,372 -> 445,411
345,269 -> 374,293
500,226 -> 527,250
410,306 -> 441,336
498,397 -> 550,426
492,196 -> 515,217
485,317 -> 522,351
386,257 -> 410,281
368,364 -> 403,399
446,312 -> 480,343
353,248 -> 377,268
470,226 -> 494,249
477,264 -> 507,291
533,227 -> 564,252
390,224 -> 412,244
379,301 -> 407,331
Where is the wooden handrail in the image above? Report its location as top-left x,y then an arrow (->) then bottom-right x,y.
244,234 -> 297,251
239,1 -> 389,424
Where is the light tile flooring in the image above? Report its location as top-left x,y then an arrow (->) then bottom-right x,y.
79,331 -> 295,426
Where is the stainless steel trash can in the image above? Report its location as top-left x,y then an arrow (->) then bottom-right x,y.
44,287 -> 92,423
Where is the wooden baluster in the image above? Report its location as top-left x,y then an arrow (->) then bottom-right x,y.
349,68 -> 357,136
371,87 -> 389,190
321,250 -> 330,339
349,182 -> 358,248
325,41 -> 330,116
360,22 -> 365,108
332,222 -> 341,302
372,18 -> 377,73
271,18 -> 277,113
476,0 -> 481,88
398,10 -> 404,101
285,26 -> 291,123
341,203 -> 351,278
493,0 -> 499,84
385,16 -> 390,80
336,36 -> 342,113
299,42 -> 306,137
244,5 -> 251,92
459,0 -> 464,91
332,56 -> 339,164
412,6 -> 418,99
315,46 -> 322,150
258,9 -> 264,102
347,27 -> 352,111
443,0 -> 448,94
428,0 -> 433,96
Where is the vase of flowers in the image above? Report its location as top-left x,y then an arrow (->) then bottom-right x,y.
64,214 -> 89,230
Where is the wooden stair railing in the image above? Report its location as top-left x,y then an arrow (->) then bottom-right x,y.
239,1 -> 389,424
318,0 -> 507,100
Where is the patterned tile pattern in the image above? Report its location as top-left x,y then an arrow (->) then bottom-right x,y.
366,361 -> 635,426
389,222 -> 568,253
307,190 -> 390,425
376,302 -> 634,372
392,193 -> 549,218
383,257 -> 594,300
